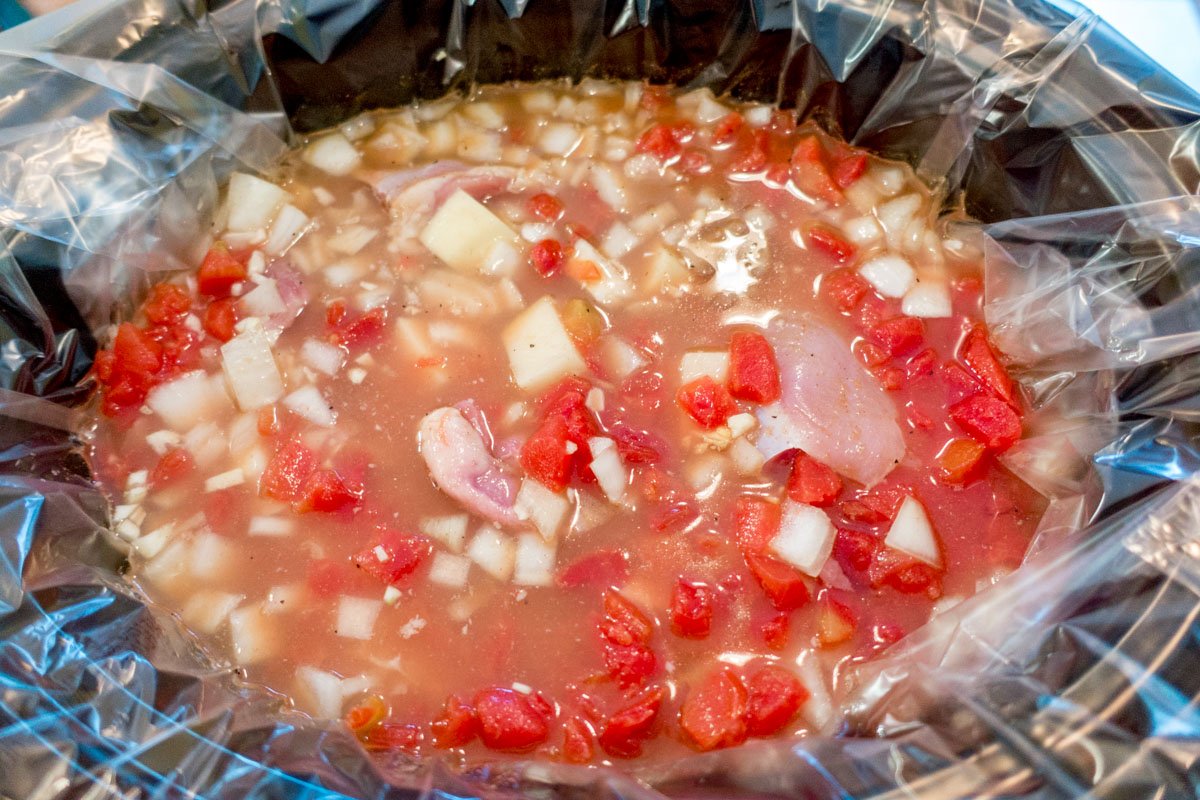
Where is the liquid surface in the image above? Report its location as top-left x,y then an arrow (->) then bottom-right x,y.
88,82 -> 1044,765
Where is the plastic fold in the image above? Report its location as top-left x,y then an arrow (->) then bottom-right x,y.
1,0 -> 1199,797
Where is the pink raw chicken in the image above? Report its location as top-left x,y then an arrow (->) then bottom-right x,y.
755,315 -> 906,487
418,402 -> 522,526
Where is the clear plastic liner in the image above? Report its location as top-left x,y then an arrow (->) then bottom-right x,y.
1,0 -> 1199,797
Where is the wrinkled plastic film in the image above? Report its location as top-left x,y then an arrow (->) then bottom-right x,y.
1,0 -> 1199,797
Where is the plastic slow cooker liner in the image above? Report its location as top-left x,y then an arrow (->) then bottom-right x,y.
1,0 -> 1198,796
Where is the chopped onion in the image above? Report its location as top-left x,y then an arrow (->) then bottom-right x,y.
630,203 -> 679,237
395,317 -> 434,359
328,224 -> 378,256
587,437 -> 627,504
295,666 -> 345,718
642,245 -> 691,294
482,239 -> 521,278
901,282 -> 952,319
204,468 -> 245,493
420,515 -> 470,554
876,194 -> 922,248
512,533 -> 556,586
685,453 -> 727,498
570,488 -> 615,534
586,164 -> 627,211
227,412 -> 259,456
283,385 -> 337,428
462,101 -> 506,129
399,616 -> 427,638
191,532 -> 234,579
869,164 -> 906,197
415,270 -> 498,316
148,370 -> 229,430
729,437 -> 766,476
220,328 -> 285,411
520,222 -> 559,244
599,336 -> 647,381
241,446 -> 267,481
302,133 -> 363,176
131,523 -> 173,559
249,516 -> 294,537
456,127 -> 503,162
228,604 -> 277,665
744,105 -> 773,126
240,280 -> 287,319
539,123 -> 582,157
585,388 -> 605,413
428,552 -> 472,587
858,254 -> 916,298
679,350 -> 729,385
601,222 -> 639,259
466,525 -> 516,580
183,422 -> 227,468
322,259 -> 365,288
727,413 -> 757,438
146,429 -> 183,456
842,215 -> 883,245
769,502 -> 835,577
514,479 -> 570,542
224,173 -> 291,233
300,338 -> 346,376
883,496 -> 942,567
182,590 -> 243,634
264,204 -> 311,255
335,596 -> 383,640
795,649 -> 834,730
263,583 -> 301,614
520,89 -> 556,113
503,296 -> 588,392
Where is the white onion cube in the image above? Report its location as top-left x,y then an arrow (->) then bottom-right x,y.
466,526 -> 516,581
679,350 -> 729,385
419,514 -> 469,553
228,605 -> 277,665
182,590 -> 243,634
429,552 -> 472,587
303,133 -> 363,176
512,533 -> 556,586
769,502 -> 835,577
858,254 -> 916,298
335,596 -> 383,640
901,282 -> 952,319
884,496 -> 942,567
514,479 -> 570,542
220,329 -> 284,411
147,370 -> 229,430
283,385 -> 337,428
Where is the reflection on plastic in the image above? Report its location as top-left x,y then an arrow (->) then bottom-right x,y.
1,0 -> 1199,798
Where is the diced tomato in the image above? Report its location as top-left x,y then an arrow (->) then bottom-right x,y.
527,192 -> 564,221
745,665 -> 808,736
878,366 -> 905,391
712,112 -> 745,145
822,268 -> 871,313
670,578 -> 714,639
610,425 -> 665,464
112,322 -> 164,379
840,486 -> 905,524
806,226 -> 856,264
602,589 -> 653,644
259,440 -> 316,502
731,130 -> 770,173
937,438 -> 987,484
869,316 -> 925,358
296,468 -> 362,513
196,245 -> 248,297
786,452 -> 843,507
727,331 -> 781,404
831,152 -> 868,188
758,612 -> 790,651
867,548 -> 943,599
326,300 -> 347,327
960,325 -> 1018,407
530,238 -> 565,276
364,722 -> 423,753
203,297 -> 237,342
562,717 -> 595,763
93,349 -> 115,383
556,550 -> 630,589
150,448 -> 193,487
329,306 -> 387,349
599,590 -> 657,688
635,123 -> 693,162
832,527 -> 880,572
731,495 -> 781,555
817,596 -> 857,647
676,376 -> 738,429
598,686 -> 664,758
790,135 -> 841,204
344,694 -> 387,737
745,553 -> 810,611
907,347 -> 937,379
855,293 -> 891,332
619,368 -> 666,410
431,695 -> 479,748
353,533 -> 432,584
257,405 -> 279,437
141,284 -> 191,325
306,558 -> 348,598
473,688 -> 550,752
679,668 -> 748,752
521,414 -> 573,492
950,394 -> 1022,452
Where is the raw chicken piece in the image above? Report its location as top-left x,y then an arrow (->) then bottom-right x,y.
756,315 -> 905,487
263,260 -> 308,331
418,404 -> 522,526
